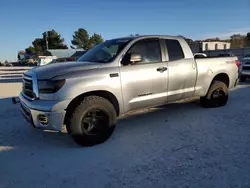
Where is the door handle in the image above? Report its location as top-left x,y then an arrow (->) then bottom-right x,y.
157,67 -> 168,72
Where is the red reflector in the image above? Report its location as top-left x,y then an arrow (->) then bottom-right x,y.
235,60 -> 240,67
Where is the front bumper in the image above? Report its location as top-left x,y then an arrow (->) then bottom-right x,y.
19,93 -> 71,131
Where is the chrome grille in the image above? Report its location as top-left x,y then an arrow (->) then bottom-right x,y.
22,74 -> 35,99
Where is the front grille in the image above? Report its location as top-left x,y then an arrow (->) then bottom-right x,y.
242,66 -> 250,71
23,74 -> 34,99
244,62 -> 250,65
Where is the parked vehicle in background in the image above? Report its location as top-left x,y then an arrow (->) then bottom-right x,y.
239,54 -> 250,82
19,35 -> 239,147
48,57 -> 79,65
242,54 -> 250,58
37,56 -> 57,66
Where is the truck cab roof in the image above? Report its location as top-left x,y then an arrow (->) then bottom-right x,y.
111,35 -> 184,41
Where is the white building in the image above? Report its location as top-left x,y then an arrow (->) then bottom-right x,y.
202,41 -> 231,51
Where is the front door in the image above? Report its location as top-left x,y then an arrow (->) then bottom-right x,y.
119,38 -> 168,113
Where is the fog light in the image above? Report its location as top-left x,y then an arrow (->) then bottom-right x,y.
38,115 -> 48,125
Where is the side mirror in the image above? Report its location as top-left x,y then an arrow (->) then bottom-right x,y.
121,53 -> 142,66
130,53 -> 142,63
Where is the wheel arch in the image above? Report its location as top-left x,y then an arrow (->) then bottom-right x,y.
211,73 -> 230,87
64,90 -> 120,126
201,72 -> 230,97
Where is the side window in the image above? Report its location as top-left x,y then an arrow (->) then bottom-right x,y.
165,39 -> 184,61
128,39 -> 161,64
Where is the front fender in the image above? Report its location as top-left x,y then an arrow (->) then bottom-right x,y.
53,70 -> 123,114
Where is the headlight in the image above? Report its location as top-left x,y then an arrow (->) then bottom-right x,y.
38,79 -> 65,94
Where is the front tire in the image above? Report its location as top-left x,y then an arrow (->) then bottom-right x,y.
200,81 -> 228,108
68,96 -> 117,146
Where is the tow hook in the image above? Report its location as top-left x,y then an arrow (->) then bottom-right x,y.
12,97 -> 20,104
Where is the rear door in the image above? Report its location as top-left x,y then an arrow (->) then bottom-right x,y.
163,39 -> 197,102
119,38 -> 168,112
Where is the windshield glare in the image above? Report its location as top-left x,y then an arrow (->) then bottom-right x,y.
77,38 -> 132,63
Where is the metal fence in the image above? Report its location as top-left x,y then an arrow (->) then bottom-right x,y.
0,67 -> 32,83
203,47 -> 250,59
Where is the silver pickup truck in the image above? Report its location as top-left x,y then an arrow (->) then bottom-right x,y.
19,35 -> 240,146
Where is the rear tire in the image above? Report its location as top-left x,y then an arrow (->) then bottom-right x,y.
200,81 -> 228,108
68,96 -> 117,147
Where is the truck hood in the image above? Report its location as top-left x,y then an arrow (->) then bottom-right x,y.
29,61 -> 102,79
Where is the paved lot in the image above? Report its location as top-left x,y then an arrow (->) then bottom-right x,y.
0,82 -> 250,188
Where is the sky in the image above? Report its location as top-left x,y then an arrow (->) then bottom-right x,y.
0,0 -> 249,62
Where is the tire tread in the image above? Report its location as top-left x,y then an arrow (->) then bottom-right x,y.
200,80 -> 228,108
68,96 -> 117,146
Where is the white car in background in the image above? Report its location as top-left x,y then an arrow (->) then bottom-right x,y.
37,56 -> 57,66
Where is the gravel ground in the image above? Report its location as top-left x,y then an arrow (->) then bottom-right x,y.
0,83 -> 250,188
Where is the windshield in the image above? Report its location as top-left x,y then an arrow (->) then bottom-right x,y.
77,38 -> 132,63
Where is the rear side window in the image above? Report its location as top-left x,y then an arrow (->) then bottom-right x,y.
165,39 -> 184,61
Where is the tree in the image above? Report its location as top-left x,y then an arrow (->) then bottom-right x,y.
203,37 -> 221,42
177,35 -> 196,47
244,32 -> 250,47
71,28 -> 90,50
89,33 -> 104,48
230,34 -> 245,48
43,30 -> 68,50
25,30 -> 68,55
19,50 -> 25,54
71,28 -> 104,50
25,46 -> 36,54
32,38 -> 46,55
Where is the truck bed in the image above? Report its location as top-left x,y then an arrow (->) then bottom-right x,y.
194,56 -> 239,96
